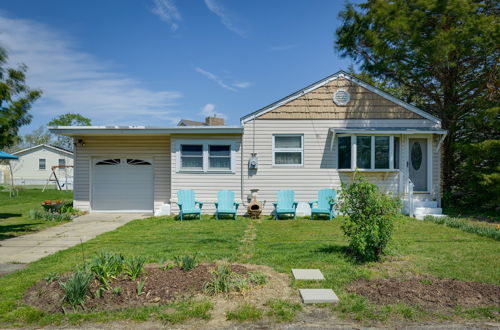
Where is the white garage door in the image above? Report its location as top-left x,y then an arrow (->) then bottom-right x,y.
92,158 -> 154,211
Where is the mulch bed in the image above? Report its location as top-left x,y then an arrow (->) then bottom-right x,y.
348,277 -> 500,312
24,264 -> 248,313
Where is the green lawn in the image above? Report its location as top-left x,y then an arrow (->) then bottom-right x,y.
0,213 -> 498,327
0,188 -> 73,240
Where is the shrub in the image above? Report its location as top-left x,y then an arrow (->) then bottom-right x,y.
226,304 -> 263,322
338,176 -> 400,261
88,251 -> 125,289
174,254 -> 198,271
125,256 -> 146,280
59,270 -> 93,309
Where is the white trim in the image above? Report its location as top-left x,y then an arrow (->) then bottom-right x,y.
13,144 -> 73,156
272,134 -> 304,167
240,71 -> 441,124
331,128 -> 447,135
175,139 -> 236,173
435,132 -> 447,152
50,126 -> 243,136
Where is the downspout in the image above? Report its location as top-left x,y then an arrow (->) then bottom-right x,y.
240,127 -> 244,208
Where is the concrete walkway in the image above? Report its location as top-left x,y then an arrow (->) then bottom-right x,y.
0,213 -> 149,264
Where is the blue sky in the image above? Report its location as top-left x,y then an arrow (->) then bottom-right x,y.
0,0 -> 356,133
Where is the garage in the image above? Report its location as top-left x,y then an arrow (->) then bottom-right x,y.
91,158 -> 154,212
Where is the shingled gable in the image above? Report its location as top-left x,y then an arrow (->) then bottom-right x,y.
240,71 -> 440,124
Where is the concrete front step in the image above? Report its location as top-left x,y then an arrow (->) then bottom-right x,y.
414,207 -> 442,215
413,200 -> 438,208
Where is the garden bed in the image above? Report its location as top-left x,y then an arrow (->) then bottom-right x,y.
348,277 -> 500,312
24,264 -> 250,313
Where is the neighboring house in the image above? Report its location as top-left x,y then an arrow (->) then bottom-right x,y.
177,117 -> 225,126
50,71 -> 447,218
4,144 -> 74,187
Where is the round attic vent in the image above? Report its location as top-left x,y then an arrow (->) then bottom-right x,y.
333,89 -> 350,106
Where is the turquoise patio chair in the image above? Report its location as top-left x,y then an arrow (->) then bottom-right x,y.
273,190 -> 298,220
177,189 -> 203,220
214,190 -> 239,220
308,189 -> 336,221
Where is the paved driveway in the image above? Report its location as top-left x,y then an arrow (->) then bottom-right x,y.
0,213 -> 149,265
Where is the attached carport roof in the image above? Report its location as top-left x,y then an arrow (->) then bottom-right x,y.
49,125 -> 243,136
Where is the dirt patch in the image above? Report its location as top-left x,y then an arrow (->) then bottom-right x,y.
24,264 -> 248,313
348,276 -> 500,312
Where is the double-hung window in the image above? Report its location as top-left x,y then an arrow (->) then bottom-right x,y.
273,135 -> 303,166
337,135 -> 400,170
39,158 -> 46,170
178,141 -> 234,172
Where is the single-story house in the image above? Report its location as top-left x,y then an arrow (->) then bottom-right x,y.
50,71 -> 447,218
1,144 -> 74,187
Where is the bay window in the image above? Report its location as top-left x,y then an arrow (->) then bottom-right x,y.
337,135 -> 400,170
273,134 -> 303,166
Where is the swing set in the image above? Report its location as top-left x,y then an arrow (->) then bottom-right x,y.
42,165 -> 74,192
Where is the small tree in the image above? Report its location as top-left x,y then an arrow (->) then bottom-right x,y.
48,113 -> 91,150
338,176 -> 400,261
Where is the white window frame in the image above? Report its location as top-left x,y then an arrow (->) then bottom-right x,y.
175,139 -> 236,173
272,134 -> 304,167
337,135 -> 399,171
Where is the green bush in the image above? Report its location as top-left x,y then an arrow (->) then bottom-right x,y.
424,216 -> 500,241
88,251 -> 125,289
174,254 -> 198,271
59,270 -> 93,309
26,208 -> 72,221
125,256 -> 146,280
338,176 -> 400,261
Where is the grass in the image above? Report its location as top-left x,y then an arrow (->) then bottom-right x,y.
0,188 -> 73,240
424,215 -> 500,240
226,304 -> 263,322
0,209 -> 498,326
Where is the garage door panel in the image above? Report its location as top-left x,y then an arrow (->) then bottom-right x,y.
92,158 -> 154,211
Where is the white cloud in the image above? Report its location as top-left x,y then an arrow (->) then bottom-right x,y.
233,81 -> 252,89
151,0 -> 182,31
195,67 -> 251,92
0,13 -> 184,126
201,103 -> 226,119
203,0 -> 246,37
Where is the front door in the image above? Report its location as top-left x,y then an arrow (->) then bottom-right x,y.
409,138 -> 428,192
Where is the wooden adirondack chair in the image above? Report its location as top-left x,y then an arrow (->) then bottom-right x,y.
273,190 -> 298,220
308,189 -> 336,221
177,189 -> 203,220
214,190 -> 239,220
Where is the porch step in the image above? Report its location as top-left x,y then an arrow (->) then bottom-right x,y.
413,200 -> 438,208
414,207 -> 442,215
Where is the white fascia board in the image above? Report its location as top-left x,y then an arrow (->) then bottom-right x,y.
49,126 -> 243,136
240,70 -> 441,125
330,128 -> 447,135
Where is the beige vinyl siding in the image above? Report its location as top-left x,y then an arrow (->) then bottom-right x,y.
243,119 -> 440,213
73,136 -> 170,211
170,134 -> 242,215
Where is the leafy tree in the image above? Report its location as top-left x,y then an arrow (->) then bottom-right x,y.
0,47 -> 42,149
335,0 -> 499,199
48,113 -> 91,150
22,125 -> 53,148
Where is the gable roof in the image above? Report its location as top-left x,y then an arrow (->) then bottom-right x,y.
12,144 -> 74,157
240,70 -> 441,124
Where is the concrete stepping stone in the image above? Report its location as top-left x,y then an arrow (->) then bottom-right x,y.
299,289 -> 339,304
292,268 -> 325,280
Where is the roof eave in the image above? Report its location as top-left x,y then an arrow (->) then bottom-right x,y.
49,126 -> 243,136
